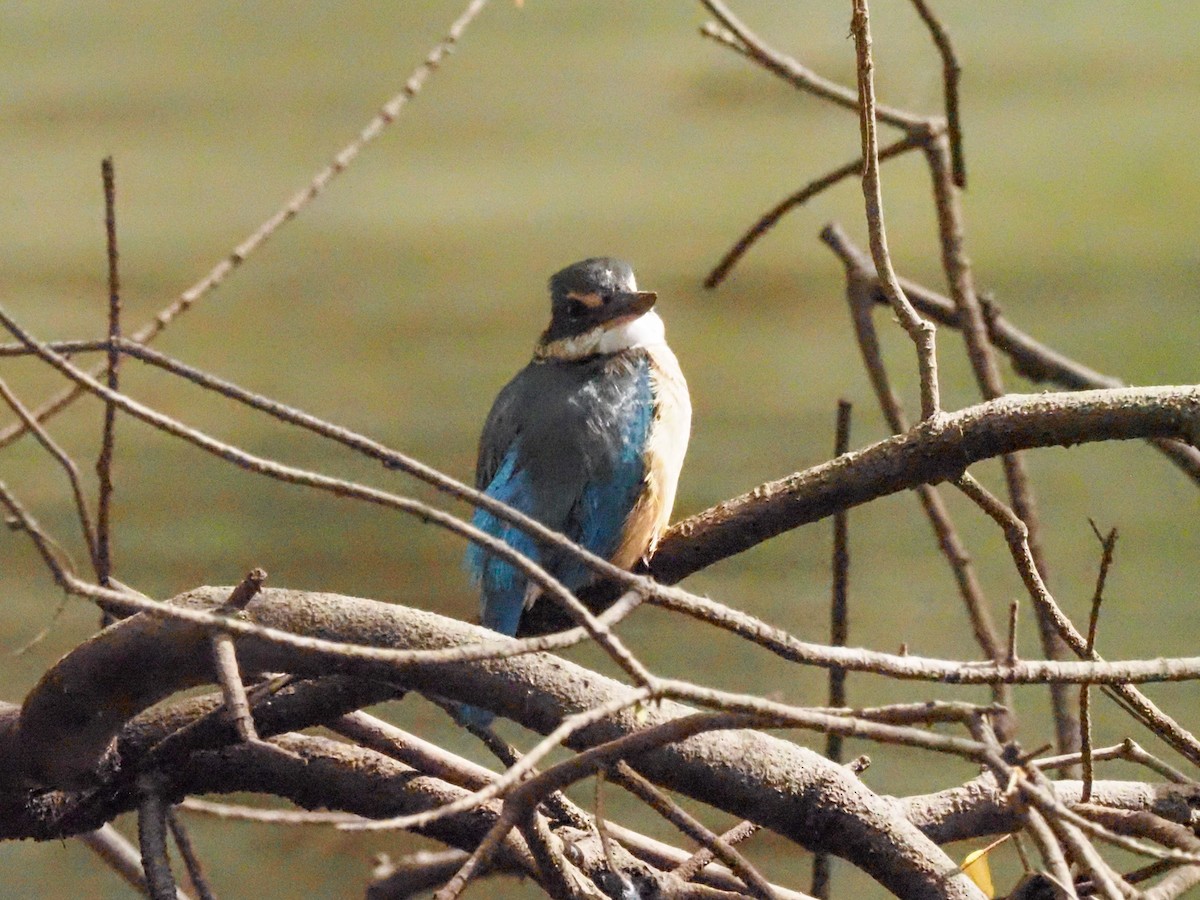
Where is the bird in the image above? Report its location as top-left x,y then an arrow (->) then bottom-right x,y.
462,258 -> 691,722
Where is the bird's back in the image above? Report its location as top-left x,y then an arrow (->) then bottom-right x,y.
467,350 -> 656,633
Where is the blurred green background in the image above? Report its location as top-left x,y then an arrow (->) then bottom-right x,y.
2,2 -> 1197,897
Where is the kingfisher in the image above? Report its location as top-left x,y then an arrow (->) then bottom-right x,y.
464,258 -> 691,703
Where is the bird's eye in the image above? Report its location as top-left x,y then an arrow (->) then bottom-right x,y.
567,300 -> 588,318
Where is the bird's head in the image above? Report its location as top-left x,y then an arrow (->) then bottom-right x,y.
534,257 -> 664,361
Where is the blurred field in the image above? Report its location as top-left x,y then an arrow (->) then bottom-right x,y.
1,2 -> 1198,897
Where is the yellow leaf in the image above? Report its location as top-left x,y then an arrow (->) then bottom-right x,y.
961,846 -> 995,897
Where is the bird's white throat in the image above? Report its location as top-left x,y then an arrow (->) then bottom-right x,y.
538,310 -> 667,361
597,309 -> 666,353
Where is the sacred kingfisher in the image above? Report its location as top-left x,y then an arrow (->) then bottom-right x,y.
466,256 -> 691,649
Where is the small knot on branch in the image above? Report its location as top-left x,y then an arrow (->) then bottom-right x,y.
219,568 -> 268,613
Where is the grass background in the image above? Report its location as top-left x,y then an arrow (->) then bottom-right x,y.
1,2 -> 1197,896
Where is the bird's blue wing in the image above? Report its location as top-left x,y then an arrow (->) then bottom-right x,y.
555,371 -> 652,589
466,355 -> 653,637
466,448 -> 540,636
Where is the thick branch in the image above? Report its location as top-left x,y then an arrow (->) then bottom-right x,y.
650,385 -> 1199,583
900,775 -> 1200,845
2,588 -> 982,899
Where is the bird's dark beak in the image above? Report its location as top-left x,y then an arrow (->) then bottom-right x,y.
603,290 -> 657,324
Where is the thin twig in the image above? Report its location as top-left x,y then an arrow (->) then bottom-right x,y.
839,260 -> 1014,733
209,633 -> 258,744
0,0 -> 492,454
850,0 -> 940,419
673,820 -> 761,883
704,133 -> 921,289
1032,739 -> 1195,785
96,156 -> 121,594
923,115 -> 1076,753
908,0 -> 965,187
515,810 -> 587,900
181,798 -> 363,826
612,762 -> 775,900
432,811 -> 513,900
814,401 -> 852,900
341,688 -> 657,834
1081,524 -> 1118,804
697,3 -> 927,130
826,399 -> 852,761
1007,598 -> 1019,666
1086,522 -> 1119,654
0,377 -> 99,576
78,824 -> 189,900
593,769 -> 618,875
818,223 -> 1200,486
955,472 -> 1200,766
219,568 -> 267,613
166,810 -> 217,900
1023,805 -> 1079,899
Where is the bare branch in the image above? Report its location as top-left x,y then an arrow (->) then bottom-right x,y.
703,133 -> 922,289
96,156 -> 122,593
650,384 -> 1200,584
0,378 -> 99,576
612,761 -> 775,900
822,222 -> 1200,486
1082,525 -> 1119,803
955,472 -> 1200,765
0,0 -> 492,453
78,824 -> 191,900
137,776 -> 178,900
842,262 -> 1014,733
697,2 -> 927,130
908,0 -> 966,186
166,811 -> 216,900
851,0 -> 941,419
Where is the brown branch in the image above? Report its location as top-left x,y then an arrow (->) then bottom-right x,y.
649,384 -> 1200,584
842,262 -> 1014,734
612,762 -> 775,900
1022,806 -> 1078,899
851,0 -> 941,419
333,713 -> 808,899
1082,525 -> 1119,803
77,823 -> 188,900
923,125 -> 1079,755
703,133 -> 922,289
955,472 -> 1200,766
814,399 -> 852,899
137,776 -> 178,900
697,2 -> 927,131
826,400 -> 852,760
166,811 -> 215,900
819,222 -> 1200,486
674,820 -> 762,883
2,589 -> 984,898
908,0 -> 966,187
0,377 -> 99,577
1034,739 -> 1195,786
0,0 -> 492,454
900,774 -> 1200,868
208,633 -> 258,745
96,156 -> 121,594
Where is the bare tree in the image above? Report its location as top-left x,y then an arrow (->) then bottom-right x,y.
2,2 -> 1199,898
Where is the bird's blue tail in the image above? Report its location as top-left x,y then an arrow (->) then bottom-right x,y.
455,702 -> 495,729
